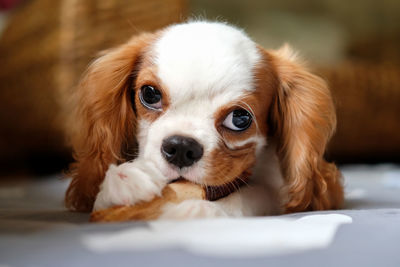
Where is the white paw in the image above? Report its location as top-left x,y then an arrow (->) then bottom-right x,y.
160,199 -> 228,220
93,160 -> 167,211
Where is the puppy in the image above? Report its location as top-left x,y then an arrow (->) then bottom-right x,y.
65,21 -> 343,218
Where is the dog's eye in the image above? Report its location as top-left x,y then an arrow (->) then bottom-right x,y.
139,85 -> 162,110
222,109 -> 252,131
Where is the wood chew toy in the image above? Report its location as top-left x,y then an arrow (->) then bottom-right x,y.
90,171 -> 251,222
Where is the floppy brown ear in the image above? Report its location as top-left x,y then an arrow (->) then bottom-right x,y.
65,33 -> 154,212
266,45 -> 344,212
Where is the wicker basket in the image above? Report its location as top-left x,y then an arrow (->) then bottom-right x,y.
0,0 -> 186,173
321,61 -> 400,163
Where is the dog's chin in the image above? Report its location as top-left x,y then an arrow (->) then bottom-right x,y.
169,176 -> 204,186
160,163 -> 205,184
160,165 -> 180,180
167,174 -> 204,185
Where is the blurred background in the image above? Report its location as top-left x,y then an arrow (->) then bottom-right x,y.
0,0 -> 399,179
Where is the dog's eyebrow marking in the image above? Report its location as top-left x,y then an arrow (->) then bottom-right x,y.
224,136 -> 264,150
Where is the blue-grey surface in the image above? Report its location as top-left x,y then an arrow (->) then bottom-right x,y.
1,165 -> 400,267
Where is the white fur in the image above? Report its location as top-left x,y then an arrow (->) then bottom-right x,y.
160,200 -> 228,220
93,159 -> 168,211
94,21 -> 283,218
154,22 -> 261,101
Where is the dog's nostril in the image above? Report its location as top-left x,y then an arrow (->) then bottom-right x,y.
164,146 -> 176,156
161,135 -> 203,168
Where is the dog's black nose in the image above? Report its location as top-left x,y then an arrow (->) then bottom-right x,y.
161,135 -> 203,168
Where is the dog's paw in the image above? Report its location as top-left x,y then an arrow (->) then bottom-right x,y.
160,199 -> 228,220
93,160 -> 167,211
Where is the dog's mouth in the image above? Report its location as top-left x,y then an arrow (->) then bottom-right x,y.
168,170 -> 251,201
168,177 -> 185,184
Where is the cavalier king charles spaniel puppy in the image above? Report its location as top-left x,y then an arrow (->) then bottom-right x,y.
65,21 -> 343,218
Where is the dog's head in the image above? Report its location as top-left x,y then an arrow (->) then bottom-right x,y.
67,21 -> 342,212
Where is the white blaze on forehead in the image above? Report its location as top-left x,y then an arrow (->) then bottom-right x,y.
153,21 -> 261,104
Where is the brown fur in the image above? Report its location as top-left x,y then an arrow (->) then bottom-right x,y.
65,33 -> 155,212
134,64 -> 172,122
202,60 -> 276,187
205,104 -> 258,186
264,46 -> 344,212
